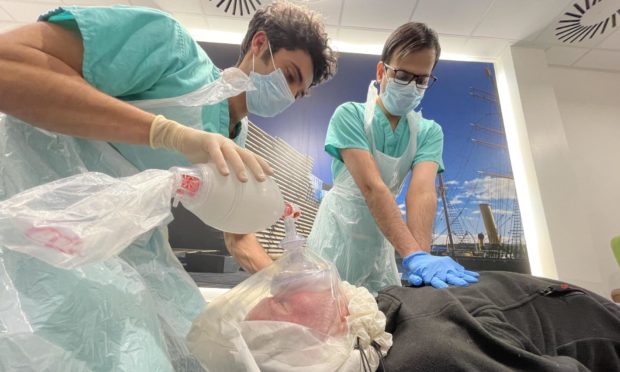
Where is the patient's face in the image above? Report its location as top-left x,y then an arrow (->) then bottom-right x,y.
245,289 -> 349,337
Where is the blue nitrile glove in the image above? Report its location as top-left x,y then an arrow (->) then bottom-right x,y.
403,251 -> 480,289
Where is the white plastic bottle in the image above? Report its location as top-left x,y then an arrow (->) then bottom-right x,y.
170,164 -> 285,234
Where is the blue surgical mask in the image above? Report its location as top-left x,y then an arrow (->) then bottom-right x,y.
246,42 -> 295,118
380,78 -> 425,116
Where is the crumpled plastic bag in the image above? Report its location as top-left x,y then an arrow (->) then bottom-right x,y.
0,169 -> 174,268
187,246 -> 392,372
0,163 -> 283,269
0,157 -> 206,371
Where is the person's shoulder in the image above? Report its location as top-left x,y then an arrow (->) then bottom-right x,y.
124,6 -> 191,39
106,6 -> 190,39
333,101 -> 365,120
59,4 -> 175,20
417,114 -> 441,130
117,6 -> 207,64
57,5 -> 187,41
378,285 -> 457,317
335,101 -> 364,113
108,5 -> 175,20
416,114 -> 443,136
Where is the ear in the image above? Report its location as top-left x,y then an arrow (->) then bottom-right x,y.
376,61 -> 384,83
250,31 -> 268,57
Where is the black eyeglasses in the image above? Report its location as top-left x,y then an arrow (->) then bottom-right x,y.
383,63 -> 437,89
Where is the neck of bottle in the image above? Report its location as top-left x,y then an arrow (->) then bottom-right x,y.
280,216 -> 306,250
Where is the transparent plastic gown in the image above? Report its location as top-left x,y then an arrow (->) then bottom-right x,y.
0,67 -> 255,371
308,81 -> 419,295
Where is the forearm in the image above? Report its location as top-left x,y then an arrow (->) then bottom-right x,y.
0,60 -> 154,144
0,24 -> 153,144
223,232 -> 273,273
406,191 -> 437,252
364,185 -> 423,258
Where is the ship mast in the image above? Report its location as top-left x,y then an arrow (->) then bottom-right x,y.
438,174 -> 455,257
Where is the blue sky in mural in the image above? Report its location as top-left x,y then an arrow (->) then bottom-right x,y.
397,60 -> 518,246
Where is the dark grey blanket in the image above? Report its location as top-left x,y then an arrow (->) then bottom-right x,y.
377,271 -> 620,372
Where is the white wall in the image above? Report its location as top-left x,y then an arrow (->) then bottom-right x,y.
497,46 -> 620,298
549,65 -> 620,297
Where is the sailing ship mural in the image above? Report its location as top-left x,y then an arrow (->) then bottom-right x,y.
429,66 -> 530,274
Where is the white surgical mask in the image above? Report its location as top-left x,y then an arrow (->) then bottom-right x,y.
246,42 -> 295,117
380,77 -> 425,116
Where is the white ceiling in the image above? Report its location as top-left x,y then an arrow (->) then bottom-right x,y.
0,0 -> 619,72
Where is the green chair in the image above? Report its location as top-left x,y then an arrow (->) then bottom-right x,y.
612,236 -> 620,268
611,236 -> 620,303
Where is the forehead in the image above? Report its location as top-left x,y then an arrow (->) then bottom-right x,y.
274,48 -> 314,89
389,48 -> 436,73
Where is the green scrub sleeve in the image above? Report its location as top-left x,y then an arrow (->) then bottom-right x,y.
42,6 -> 214,100
324,102 -> 371,162
413,119 -> 445,173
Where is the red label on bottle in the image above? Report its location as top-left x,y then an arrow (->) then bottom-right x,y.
177,174 -> 201,198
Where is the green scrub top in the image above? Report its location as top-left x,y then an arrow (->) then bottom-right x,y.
324,102 -> 445,179
40,5 -> 239,145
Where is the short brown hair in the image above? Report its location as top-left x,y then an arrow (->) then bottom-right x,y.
381,22 -> 441,68
239,1 -> 336,87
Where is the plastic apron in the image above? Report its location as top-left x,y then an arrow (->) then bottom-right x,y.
115,67 -> 251,171
308,80 -> 419,295
0,67 -> 253,372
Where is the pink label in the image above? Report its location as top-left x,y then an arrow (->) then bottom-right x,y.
25,226 -> 83,255
176,174 -> 201,198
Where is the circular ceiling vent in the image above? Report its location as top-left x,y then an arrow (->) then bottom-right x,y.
555,0 -> 620,43
209,0 -> 263,17
208,0 -> 324,17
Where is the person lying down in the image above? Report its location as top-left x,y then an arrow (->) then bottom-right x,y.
187,247 -> 393,372
376,270 -> 620,372
185,192 -> 620,372
188,252 -> 620,372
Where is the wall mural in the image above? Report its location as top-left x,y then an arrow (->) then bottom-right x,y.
169,42 -> 529,274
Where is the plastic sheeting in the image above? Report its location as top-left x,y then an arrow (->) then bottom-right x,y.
0,62 -> 260,371
0,170 -> 175,268
0,162 -> 284,269
0,114 -> 206,371
187,246 -> 392,372
307,81 -> 420,295
113,67 -> 254,170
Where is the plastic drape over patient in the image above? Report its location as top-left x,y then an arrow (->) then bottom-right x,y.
0,67 -> 258,371
0,161 -> 284,371
0,117 -> 203,371
187,212 -> 393,372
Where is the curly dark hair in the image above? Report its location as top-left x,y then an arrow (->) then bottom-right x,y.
239,1 -> 337,88
381,22 -> 441,68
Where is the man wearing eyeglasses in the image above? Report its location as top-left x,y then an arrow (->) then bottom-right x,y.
308,22 -> 479,295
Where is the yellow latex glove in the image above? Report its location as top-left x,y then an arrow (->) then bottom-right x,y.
149,115 -> 272,182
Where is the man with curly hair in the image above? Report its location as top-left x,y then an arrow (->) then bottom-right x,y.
0,2 -> 336,370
